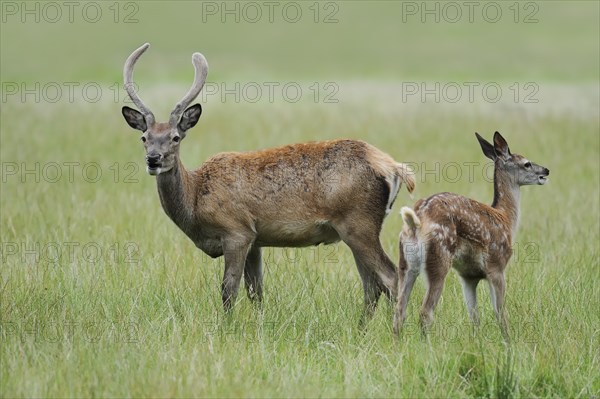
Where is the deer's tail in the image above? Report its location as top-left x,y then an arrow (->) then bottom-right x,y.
400,206 -> 421,234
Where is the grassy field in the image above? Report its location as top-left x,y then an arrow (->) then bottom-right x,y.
1,1 -> 599,397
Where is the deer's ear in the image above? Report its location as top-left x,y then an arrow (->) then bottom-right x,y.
476,132 -> 496,160
178,104 -> 202,133
493,131 -> 511,159
122,106 -> 147,132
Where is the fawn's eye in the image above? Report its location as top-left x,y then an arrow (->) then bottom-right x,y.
141,136 -> 147,143
172,135 -> 181,143
524,162 -> 531,168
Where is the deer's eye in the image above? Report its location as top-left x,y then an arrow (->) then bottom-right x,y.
172,135 -> 181,143
524,162 -> 531,168
141,136 -> 147,143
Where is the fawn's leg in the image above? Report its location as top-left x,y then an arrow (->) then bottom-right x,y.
488,271 -> 509,340
393,238 -> 422,335
460,276 -> 481,325
420,245 -> 451,334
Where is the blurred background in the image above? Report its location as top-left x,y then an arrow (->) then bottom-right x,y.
2,1 -> 598,81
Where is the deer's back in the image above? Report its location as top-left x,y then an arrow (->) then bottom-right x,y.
189,139 -> 394,246
414,193 -> 513,273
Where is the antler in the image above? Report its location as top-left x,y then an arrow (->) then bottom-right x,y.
169,52 -> 209,126
123,43 -> 155,127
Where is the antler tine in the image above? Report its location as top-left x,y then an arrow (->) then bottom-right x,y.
169,52 -> 209,126
123,42 -> 155,126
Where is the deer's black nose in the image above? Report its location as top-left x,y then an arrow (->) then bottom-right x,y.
146,154 -> 162,165
544,168 -> 550,175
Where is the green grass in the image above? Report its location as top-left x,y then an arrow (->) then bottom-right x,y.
1,1 -> 599,397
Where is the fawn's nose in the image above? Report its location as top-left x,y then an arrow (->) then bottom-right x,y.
543,168 -> 550,175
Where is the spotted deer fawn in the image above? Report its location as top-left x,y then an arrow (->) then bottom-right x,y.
393,132 -> 549,338
121,43 -> 415,324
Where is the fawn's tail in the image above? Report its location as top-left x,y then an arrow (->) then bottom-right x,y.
400,207 -> 421,233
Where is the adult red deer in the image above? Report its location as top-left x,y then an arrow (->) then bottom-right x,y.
121,43 -> 415,324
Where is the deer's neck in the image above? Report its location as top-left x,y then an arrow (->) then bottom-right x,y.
156,158 -> 196,230
491,168 -> 521,236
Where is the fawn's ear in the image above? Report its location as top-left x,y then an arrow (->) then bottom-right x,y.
476,132 -> 496,160
493,131 -> 511,159
122,106 -> 147,132
177,103 -> 202,134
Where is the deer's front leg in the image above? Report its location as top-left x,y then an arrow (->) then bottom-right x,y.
221,236 -> 253,312
488,272 -> 509,340
244,246 -> 263,303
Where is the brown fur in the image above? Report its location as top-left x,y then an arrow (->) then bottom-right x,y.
156,138 -> 414,319
393,132 -> 549,339
121,44 -> 416,325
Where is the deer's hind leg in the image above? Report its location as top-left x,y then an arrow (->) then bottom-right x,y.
334,217 -> 397,327
460,276 -> 481,325
420,242 -> 452,334
394,234 -> 423,335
